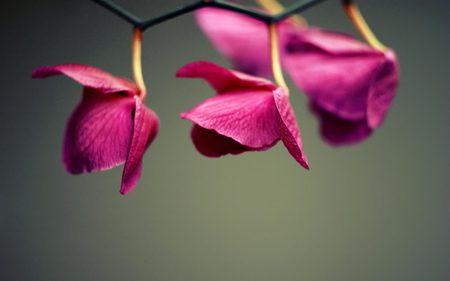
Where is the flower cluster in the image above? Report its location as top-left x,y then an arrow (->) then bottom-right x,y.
33,1 -> 399,195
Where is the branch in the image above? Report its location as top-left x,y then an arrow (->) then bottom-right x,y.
92,0 -> 328,30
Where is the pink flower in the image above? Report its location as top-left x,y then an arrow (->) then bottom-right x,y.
177,61 -> 309,169
283,29 -> 399,145
195,8 -> 399,145
32,64 -> 159,194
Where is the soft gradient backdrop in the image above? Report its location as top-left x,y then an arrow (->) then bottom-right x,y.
1,0 -> 449,280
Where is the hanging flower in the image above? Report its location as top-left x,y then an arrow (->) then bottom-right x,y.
32,64 -> 159,194
177,61 -> 309,169
194,6 -> 399,145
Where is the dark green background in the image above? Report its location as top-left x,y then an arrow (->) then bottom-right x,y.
1,0 -> 449,280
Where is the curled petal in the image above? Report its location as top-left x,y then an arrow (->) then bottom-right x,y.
120,96 -> 159,195
63,88 -> 135,174
310,102 -> 373,146
181,91 -> 279,150
190,125 -> 252,157
273,88 -> 309,169
367,50 -> 399,128
176,61 -> 276,93
32,64 -> 137,95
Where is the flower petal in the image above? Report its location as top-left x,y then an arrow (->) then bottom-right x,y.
273,88 -> 309,169
120,96 -> 159,195
283,29 -> 391,121
367,50 -> 399,128
63,88 -> 135,174
181,91 -> 279,149
190,125 -> 252,157
310,102 -> 373,146
195,7 -> 272,76
176,61 -> 276,93
32,64 -> 137,95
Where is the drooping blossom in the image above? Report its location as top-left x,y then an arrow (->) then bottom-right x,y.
177,61 -> 309,169
32,64 -> 159,194
195,7 -> 399,145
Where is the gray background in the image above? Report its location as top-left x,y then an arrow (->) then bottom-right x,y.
1,0 -> 449,280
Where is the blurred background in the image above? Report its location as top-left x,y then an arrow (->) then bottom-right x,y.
1,0 -> 449,280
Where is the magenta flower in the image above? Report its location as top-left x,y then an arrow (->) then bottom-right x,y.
195,7 -> 291,77
32,64 -> 159,194
195,8 -> 399,145
177,61 -> 309,169
283,29 -> 399,145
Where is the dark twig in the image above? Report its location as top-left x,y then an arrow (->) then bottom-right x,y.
92,0 -> 327,31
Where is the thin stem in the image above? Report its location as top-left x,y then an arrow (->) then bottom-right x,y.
269,23 -> 288,93
257,0 -> 307,26
93,0 -> 142,26
342,0 -> 387,51
132,28 -> 147,99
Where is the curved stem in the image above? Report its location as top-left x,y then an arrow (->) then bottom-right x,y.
342,0 -> 387,52
257,0 -> 307,26
132,28 -> 147,99
269,23 -> 288,94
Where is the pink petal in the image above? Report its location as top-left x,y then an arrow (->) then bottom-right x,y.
32,64 -> 137,95
120,96 -> 159,195
63,88 -> 135,174
367,50 -> 399,128
190,125 -> 252,157
176,61 -> 276,93
283,29 -> 394,121
273,88 -> 309,169
181,91 -> 279,150
195,7 -> 272,76
310,102 -> 372,146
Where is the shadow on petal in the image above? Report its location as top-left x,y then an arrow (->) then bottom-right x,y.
191,125 -> 253,157
310,102 -> 373,146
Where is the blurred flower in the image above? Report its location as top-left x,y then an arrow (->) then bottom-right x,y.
284,29 -> 399,145
195,7 -> 399,145
32,64 -> 159,194
177,61 -> 309,169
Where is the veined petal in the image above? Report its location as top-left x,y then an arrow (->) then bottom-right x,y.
63,88 -> 135,174
120,96 -> 159,195
310,102 -> 372,146
176,61 -> 276,93
195,7 -> 272,76
273,88 -> 309,169
181,91 -> 279,149
190,125 -> 252,157
32,64 -> 137,95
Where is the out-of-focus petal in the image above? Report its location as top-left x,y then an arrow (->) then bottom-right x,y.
273,88 -> 309,169
32,64 -> 137,95
195,7 -> 272,76
367,50 -> 399,128
309,102 -> 373,146
121,96 -> 159,195
284,29 -> 389,121
190,125 -> 252,157
176,61 -> 276,93
63,88 -> 135,174
181,91 -> 279,149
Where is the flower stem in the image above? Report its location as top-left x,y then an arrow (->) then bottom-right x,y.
269,23 -> 288,94
257,0 -> 307,26
132,28 -> 147,99
342,0 -> 387,52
